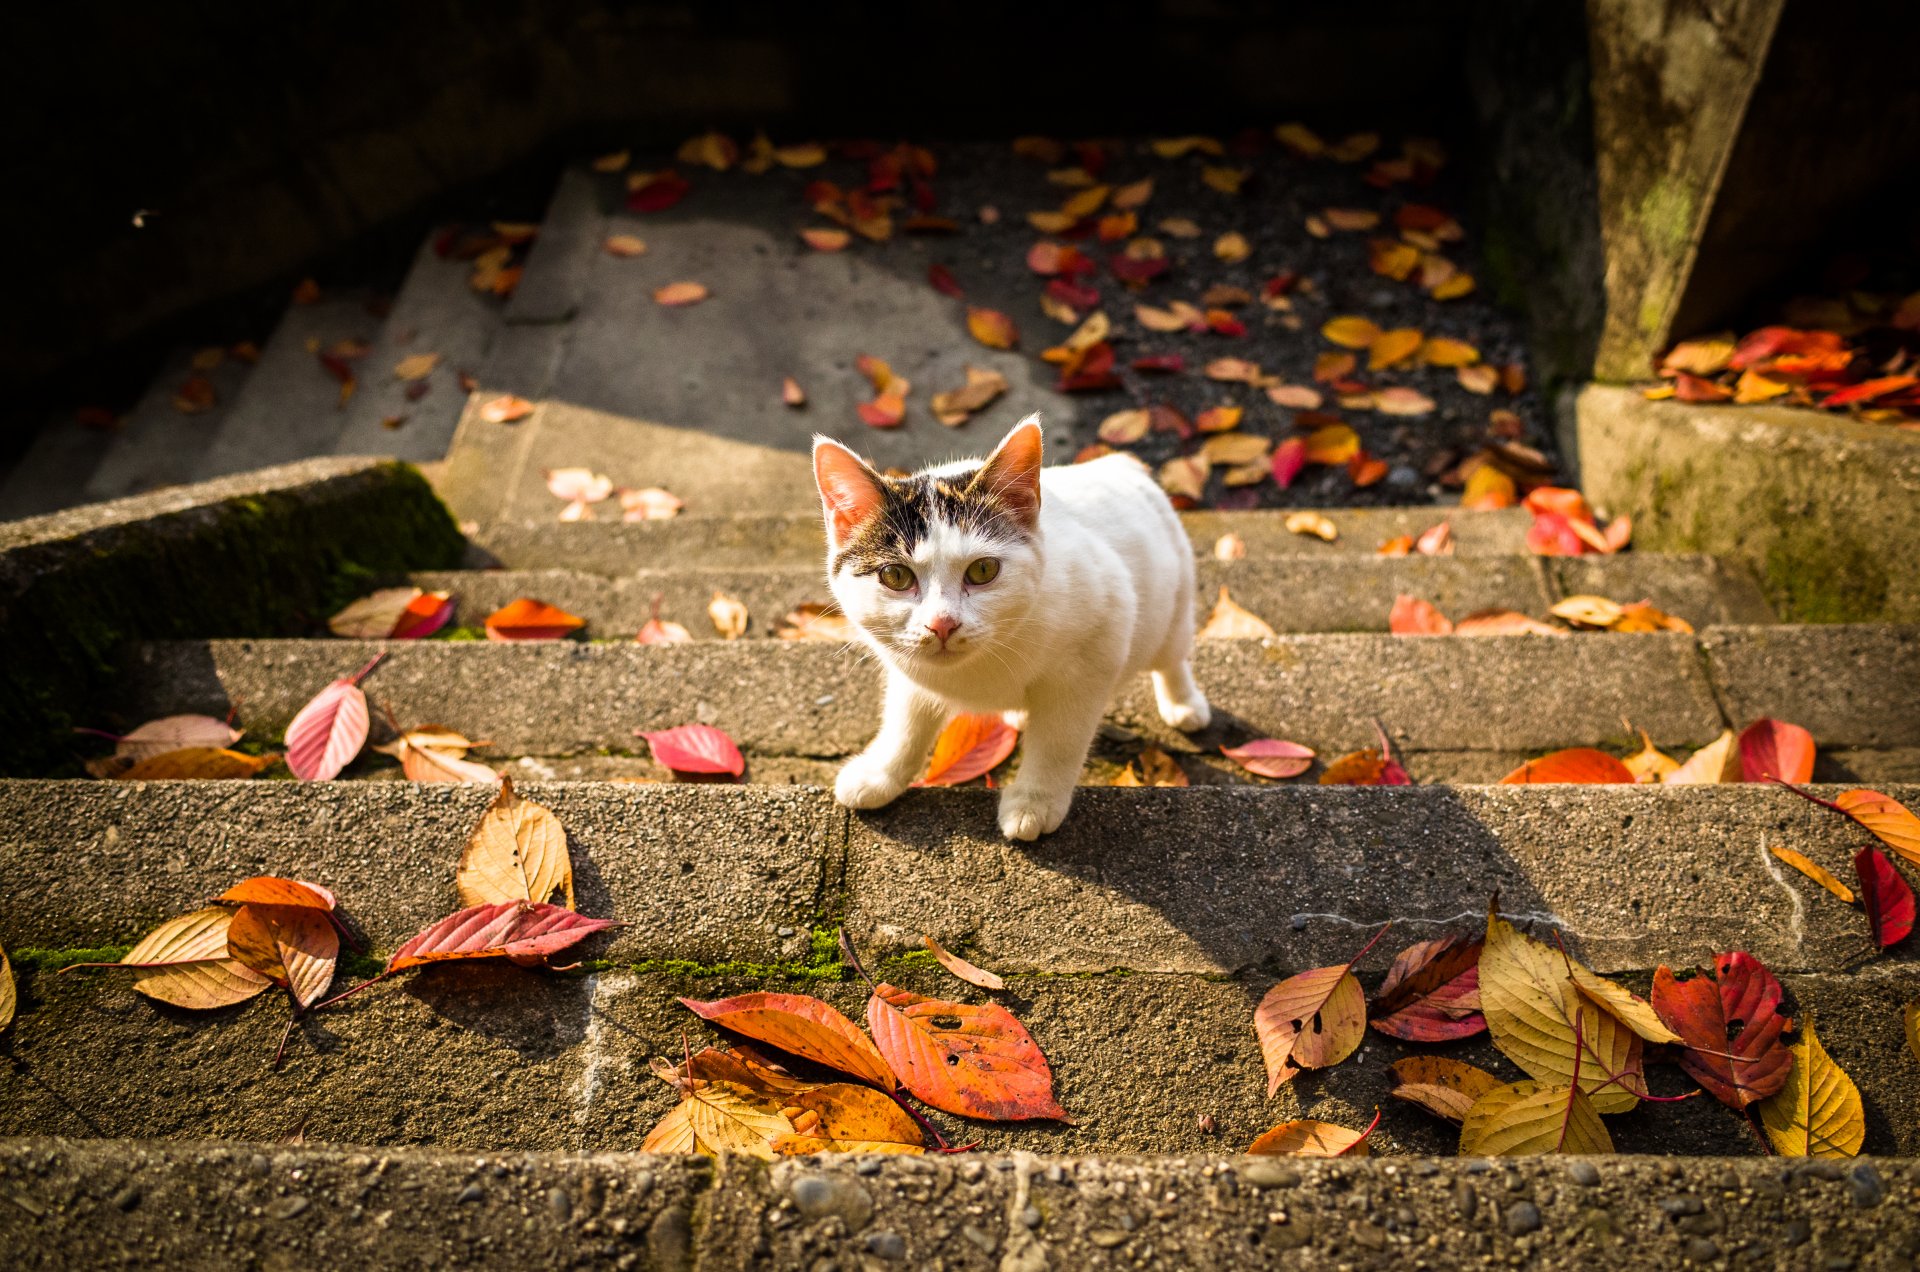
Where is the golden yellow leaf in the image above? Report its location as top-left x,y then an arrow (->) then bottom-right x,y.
1199,433 -> 1268,467
1663,730 -> 1740,785
1480,911 -> 1644,1114
455,775 -> 575,910
1213,231 -> 1251,263
1198,585 -> 1275,639
1459,1081 -> 1614,1156
393,352 -> 440,381
1368,328 -> 1423,371
1059,185 -> 1111,220
1112,178 -> 1154,208
1201,166 -> 1249,195
118,748 -> 277,781
1432,272 -> 1476,300
1157,455 -> 1209,501
1149,136 -> 1223,159
773,1083 -> 926,1155
1321,316 -> 1382,349
120,906 -> 272,1010
1769,845 -> 1855,904
1421,337 -> 1480,367
1622,730 -> 1680,783
1097,409 -> 1151,445
1550,595 -> 1625,629
1759,1016 -> 1865,1158
1285,511 -> 1338,542
645,1081 -> 793,1158
1388,1056 -> 1502,1123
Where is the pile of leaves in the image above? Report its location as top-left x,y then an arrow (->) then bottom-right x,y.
1650,301 -> 1920,425
643,934 -> 1063,1156
57,778 -> 614,1063
1247,903 -> 1877,1158
1389,592 -> 1688,637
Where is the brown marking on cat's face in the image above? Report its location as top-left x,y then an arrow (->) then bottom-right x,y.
830,465 -> 1036,578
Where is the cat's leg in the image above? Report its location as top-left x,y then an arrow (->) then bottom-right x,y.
998,677 -> 1112,841
1150,573 -> 1212,732
834,670 -> 947,809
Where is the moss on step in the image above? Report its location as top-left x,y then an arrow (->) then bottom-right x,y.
11,945 -> 133,972
3,462 -> 465,775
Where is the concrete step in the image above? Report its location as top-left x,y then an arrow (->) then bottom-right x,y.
5,1145 -> 1914,1272
115,625 -> 1920,783
2,781 -> 1916,1161
330,233 -> 503,464
0,412 -> 109,521
408,551 -> 1772,640
192,292 -> 384,482
84,347 -> 257,502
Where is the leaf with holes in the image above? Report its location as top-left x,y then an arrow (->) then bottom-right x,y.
1499,749 -> 1635,785
920,713 -> 1018,787
1198,586 -> 1275,640
1254,934 -> 1374,1095
1650,952 -> 1793,1111
485,598 -> 586,641
640,723 -> 745,778
866,983 -> 1066,1120
1220,739 -> 1315,779
1459,1081 -> 1614,1156
225,903 -> 338,1008
1388,1056 -> 1502,1122
923,937 -> 1006,991
284,655 -> 382,780
1246,1114 -> 1376,1157
1371,934 -> 1484,1041
457,775 -> 574,910
682,992 -> 896,1090
388,902 -> 617,972
1758,1016 -> 1865,1157
105,906 -> 272,1009
1479,909 -> 1644,1113
1740,718 -> 1815,784
1856,847 -> 1915,949
773,1082 -> 927,1155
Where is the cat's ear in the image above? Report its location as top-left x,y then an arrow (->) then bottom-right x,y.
970,414 -> 1044,529
813,437 -> 888,545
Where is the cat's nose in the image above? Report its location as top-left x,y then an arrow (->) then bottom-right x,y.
925,615 -> 961,645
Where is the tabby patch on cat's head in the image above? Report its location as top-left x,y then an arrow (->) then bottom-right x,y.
812,419 -> 1044,576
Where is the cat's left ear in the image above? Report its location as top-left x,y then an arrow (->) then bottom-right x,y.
970,414 -> 1043,530
813,436 -> 889,546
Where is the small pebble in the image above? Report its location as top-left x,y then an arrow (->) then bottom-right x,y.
1021,1205 -> 1041,1229
1686,1238 -> 1721,1262
791,1174 -> 873,1231
1847,1163 -> 1883,1208
962,1224 -> 997,1254
456,1184 -> 484,1205
111,1186 -> 141,1213
1569,1161 -> 1601,1187
1781,1219 -> 1812,1247
1659,1196 -> 1703,1218
1453,1182 -> 1477,1221
855,1159 -> 883,1177
864,1230 -> 906,1260
267,1195 -> 310,1220
547,1188 -> 571,1222
1503,1201 -> 1542,1237
776,926 -> 795,938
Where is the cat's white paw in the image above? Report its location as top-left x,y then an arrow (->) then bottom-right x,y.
1159,692 -> 1212,733
998,785 -> 1074,841
834,756 -> 910,810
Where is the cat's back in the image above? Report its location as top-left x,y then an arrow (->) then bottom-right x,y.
1039,453 -> 1187,565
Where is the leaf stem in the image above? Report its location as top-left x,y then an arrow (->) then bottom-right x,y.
1342,920 -> 1394,971
347,651 -> 388,686
1767,776 -> 1848,817
884,1088 -> 954,1152
837,928 -> 879,993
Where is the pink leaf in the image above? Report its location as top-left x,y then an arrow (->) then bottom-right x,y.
1221,739 -> 1316,779
1270,437 -> 1307,489
388,901 -> 620,971
639,723 -> 745,777
1739,718 -> 1815,784
1855,847 -> 1915,949
284,655 -> 382,780
390,591 -> 455,640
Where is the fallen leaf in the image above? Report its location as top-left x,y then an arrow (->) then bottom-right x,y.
1431,272 -> 1475,300
1255,956 -> 1369,1094
1270,437 -> 1307,488
709,592 -> 749,640
682,992 -> 895,1088
0,941 -> 12,1035
676,131 -> 738,171
647,1081 -> 793,1158
1663,730 -> 1740,785
1370,239 -> 1421,281
1827,789 -> 1920,864
1547,595 -> 1623,629
776,602 -> 858,642
637,616 -> 692,645
1200,166 -> 1249,195
1622,730 -> 1679,783
931,366 -> 1009,426
1389,595 -> 1453,636
1322,316 -> 1382,349
1770,845 -> 1855,902
654,281 -> 710,306
967,307 -> 1018,350
1318,748 -> 1411,786
1734,370 -> 1791,403
604,234 -> 647,258
1372,386 -> 1436,417
225,902 -> 337,1008
781,377 -> 807,408
1650,952 -> 1793,1111
1368,329 -> 1423,371
1194,405 -> 1243,434
1206,357 -> 1269,384
1610,601 -> 1691,633
1451,609 -> 1567,637
1267,384 -> 1323,410
1273,122 -> 1324,156
1458,364 -> 1500,394
640,724 -> 745,778
773,1082 -> 927,1156
284,655 -> 382,781
1462,465 -> 1517,510
1458,1080 -> 1613,1156
1158,217 -> 1202,238
1388,1056 -> 1501,1122
98,714 -> 243,761
1302,424 -> 1360,464
1114,746 -> 1187,787
1757,1016 -> 1865,1157
1421,337 -> 1480,367
1660,337 -> 1736,377
117,747 -> 277,781
391,737 -> 500,784
1480,910 -> 1644,1113
1371,934 -> 1485,1040
485,598 -> 586,641
800,227 -> 851,252
1157,454 -> 1209,501
1213,232 -> 1251,263
867,983 -> 1066,1120
921,713 -> 1018,786
1213,533 -> 1246,561
1200,433 -> 1268,468
393,353 -> 440,382
1284,511 -> 1338,542
924,936 -> 1006,991
383,902 -> 614,974
545,467 -> 614,503
456,775 -> 574,910
1198,586 -> 1275,639
1739,718 -> 1815,784
1246,1117 -> 1375,1157
479,395 -> 534,424
620,487 -> 685,521
1097,408 -> 1151,444
1220,739 -> 1315,779
1856,847 -> 1915,949
1150,136 -> 1223,159
1498,749 -> 1635,784
112,906 -> 272,1009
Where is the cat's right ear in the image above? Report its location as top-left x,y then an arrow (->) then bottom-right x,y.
812,437 -> 887,546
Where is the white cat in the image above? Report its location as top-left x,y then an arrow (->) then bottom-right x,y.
813,415 -> 1210,840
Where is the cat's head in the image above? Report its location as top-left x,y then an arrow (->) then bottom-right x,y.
813,417 -> 1044,669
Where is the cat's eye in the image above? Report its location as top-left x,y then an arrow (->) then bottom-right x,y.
965,557 -> 1001,586
877,563 -> 916,592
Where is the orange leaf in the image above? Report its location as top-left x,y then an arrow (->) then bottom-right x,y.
866,983 -> 1067,1120
1195,405 -> 1243,433
1389,595 -> 1453,636
923,937 -> 1007,991
604,234 -> 648,258
479,395 -> 534,424
1431,272 -> 1475,300
1302,424 -> 1360,464
1322,316 -> 1381,349
921,714 -> 1018,787
1256,963 -> 1367,1093
1421,337 -> 1480,367
681,992 -> 896,1089
800,228 -> 851,252
1247,1116 -> 1376,1157
654,281 -> 710,306
967,307 -> 1019,350
1833,790 -> 1920,865
225,902 -> 338,1008
1319,748 -> 1410,786
1368,329 -> 1423,370
217,877 -> 336,911
484,598 -> 586,641
1499,749 -> 1635,784
118,748 -> 277,781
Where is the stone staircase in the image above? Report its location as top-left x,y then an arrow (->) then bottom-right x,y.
4,157 -> 1920,1267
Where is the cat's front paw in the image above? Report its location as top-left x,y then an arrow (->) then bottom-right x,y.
1160,694 -> 1211,733
998,784 -> 1074,841
834,755 -> 911,810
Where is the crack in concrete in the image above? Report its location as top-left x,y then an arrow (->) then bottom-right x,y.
998,1150 -> 1048,1272
1284,907 -> 1567,932
1755,832 -> 1807,947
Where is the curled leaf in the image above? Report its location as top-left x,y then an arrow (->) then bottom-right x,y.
923,936 -> 1006,991
225,902 -> 338,1008
920,713 -> 1018,787
1650,952 -> 1792,1111
1220,739 -> 1314,779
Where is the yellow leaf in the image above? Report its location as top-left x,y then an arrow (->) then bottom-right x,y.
1097,409 -> 1151,445
1567,966 -> 1684,1045
1734,370 -> 1791,404
1462,464 -> 1517,510
1549,595 -> 1624,629
455,775 -> 575,909
1459,1081 -> 1614,1156
1198,585 -> 1275,640
1663,729 -> 1740,785
1302,424 -> 1360,464
120,906 -> 272,1010
1273,123 -> 1325,157
1432,272 -> 1476,300
1421,337 -> 1480,367
118,748 -> 277,781
1199,432 -> 1268,467
1201,166 -> 1249,195
1059,185 -> 1111,220
0,940 -> 14,1035
1368,328 -> 1423,371
1321,316 -> 1382,349
1213,232 -> 1251,263
772,1083 -> 926,1155
1112,178 -> 1154,209
393,352 -> 440,381
1622,730 -> 1680,783
1284,511 -> 1338,542
1157,454 -> 1209,501
1769,845 -> 1855,904
1759,1016 -> 1865,1158
646,1082 -> 794,1158
1388,1057 -> 1502,1123
1149,136 -> 1223,159
1480,910 -> 1644,1113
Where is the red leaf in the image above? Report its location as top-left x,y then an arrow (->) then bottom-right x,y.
390,591 -> 454,640
1371,935 -> 1485,1041
625,170 -> 691,213
920,714 -> 1018,786
1109,254 -> 1169,284
1856,847 -> 1915,949
1526,511 -> 1588,556
1132,353 -> 1184,374
928,264 -> 964,298
1739,718 -> 1815,783
1389,595 -> 1452,636
1270,437 -> 1307,489
283,655 -> 381,781
1822,374 -> 1915,409
1220,739 -> 1315,779
1046,278 -> 1101,309
680,991 -> 896,1089
1498,748 -> 1636,784
388,901 -> 617,971
866,983 -> 1067,1121
1649,952 -> 1793,1110
640,724 -> 745,777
